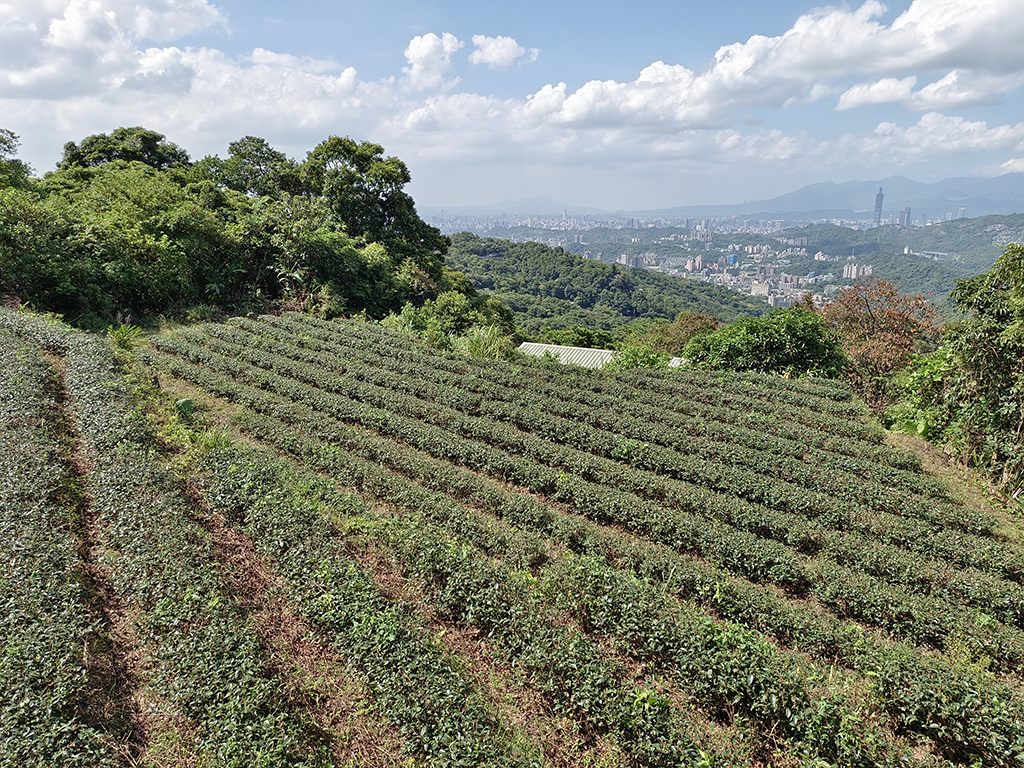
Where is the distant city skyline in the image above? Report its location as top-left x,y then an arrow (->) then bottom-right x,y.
3,0 -> 1024,210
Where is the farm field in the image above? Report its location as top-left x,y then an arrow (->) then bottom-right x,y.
3,307 -> 1024,767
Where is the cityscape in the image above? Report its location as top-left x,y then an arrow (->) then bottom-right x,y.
423,183 -> 988,309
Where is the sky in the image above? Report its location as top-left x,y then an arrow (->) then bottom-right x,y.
3,0 -> 1024,210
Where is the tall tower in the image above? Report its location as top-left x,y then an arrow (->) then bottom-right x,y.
873,185 -> 884,227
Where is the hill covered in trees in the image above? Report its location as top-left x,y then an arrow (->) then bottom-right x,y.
1,127 -> 767,338
446,233 -> 766,332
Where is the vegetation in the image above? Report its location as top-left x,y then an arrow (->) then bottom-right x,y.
3,121 -> 1024,764
821,280 -> 943,411
5,303 -> 1024,765
889,244 -> 1024,493
445,232 -> 766,332
790,218 -> 1023,276
683,305 -> 849,377
0,128 -> 450,326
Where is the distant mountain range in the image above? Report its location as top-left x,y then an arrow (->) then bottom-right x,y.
422,174 -> 1024,221
421,195 -> 605,217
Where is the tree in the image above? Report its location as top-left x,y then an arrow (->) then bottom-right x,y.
0,129 -> 31,187
683,306 -> 848,377
302,137 -> 449,290
619,311 -> 719,355
536,325 -> 617,349
214,136 -> 304,198
890,245 -> 1024,492
59,127 -> 190,171
604,345 -> 672,371
821,280 -> 941,410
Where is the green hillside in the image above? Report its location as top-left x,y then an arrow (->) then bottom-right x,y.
446,233 -> 767,332
793,215 -> 1024,273
5,306 -> 1024,767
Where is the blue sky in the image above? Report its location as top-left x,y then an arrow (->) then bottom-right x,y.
3,0 -> 1024,209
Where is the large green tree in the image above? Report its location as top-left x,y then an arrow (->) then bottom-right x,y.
59,127 -> 190,171
683,305 -> 849,378
210,136 -> 304,198
890,244 -> 1024,492
302,137 -> 449,292
1,127 -> 475,326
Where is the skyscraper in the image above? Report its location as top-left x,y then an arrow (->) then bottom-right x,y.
873,185 -> 884,227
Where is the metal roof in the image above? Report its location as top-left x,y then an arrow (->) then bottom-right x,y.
518,342 -> 685,370
517,342 -> 616,369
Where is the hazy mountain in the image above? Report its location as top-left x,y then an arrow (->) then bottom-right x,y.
716,174 -> 1024,219
430,174 -> 1024,220
419,196 -> 603,217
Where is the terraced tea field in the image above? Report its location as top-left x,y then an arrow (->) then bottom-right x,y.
3,307 -> 1024,767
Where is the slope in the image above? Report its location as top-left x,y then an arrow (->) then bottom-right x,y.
5,308 -> 1024,767
446,233 -> 766,333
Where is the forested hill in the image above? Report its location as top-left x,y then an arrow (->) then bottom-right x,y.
446,233 -> 766,332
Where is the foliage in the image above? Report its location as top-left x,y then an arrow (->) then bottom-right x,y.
382,288 -> 517,356
303,136 -> 449,291
206,135 -> 304,198
603,345 -> 671,371
617,311 -> 719,355
535,325 -> 617,349
1,309 -> 332,767
446,232 -> 765,333
0,127 -> 466,326
821,279 -> 942,411
59,127 -> 190,171
889,244 -> 1024,493
139,311 -> 1024,765
8,305 -> 1024,765
0,329 -> 114,766
788,217 -> 1020,279
683,306 -> 849,377
0,128 -> 31,188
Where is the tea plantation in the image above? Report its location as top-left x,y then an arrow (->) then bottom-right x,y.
3,307 -> 1023,767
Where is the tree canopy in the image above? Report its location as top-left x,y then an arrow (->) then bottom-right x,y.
0,129 -> 31,188
889,244 -> 1024,491
822,280 -> 942,410
303,137 -> 449,289
0,127 -> 450,326
446,233 -> 765,332
59,127 -> 191,171
683,306 -> 849,378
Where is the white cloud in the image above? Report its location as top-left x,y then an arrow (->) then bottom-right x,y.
837,76 -> 917,110
3,2 -> 1024,205
838,112 -> 1024,163
906,70 -> 1024,110
999,157 -> 1024,174
125,0 -> 225,42
469,35 -> 538,68
401,32 -> 462,91
0,0 -> 224,97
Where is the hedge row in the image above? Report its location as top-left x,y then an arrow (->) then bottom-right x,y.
233,317 -> 987,535
0,326 -> 114,767
1,310 -> 329,767
264,313 -> 884,452
194,447 -> 542,768
193,444 -> 720,767
163,329 -> 1024,613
